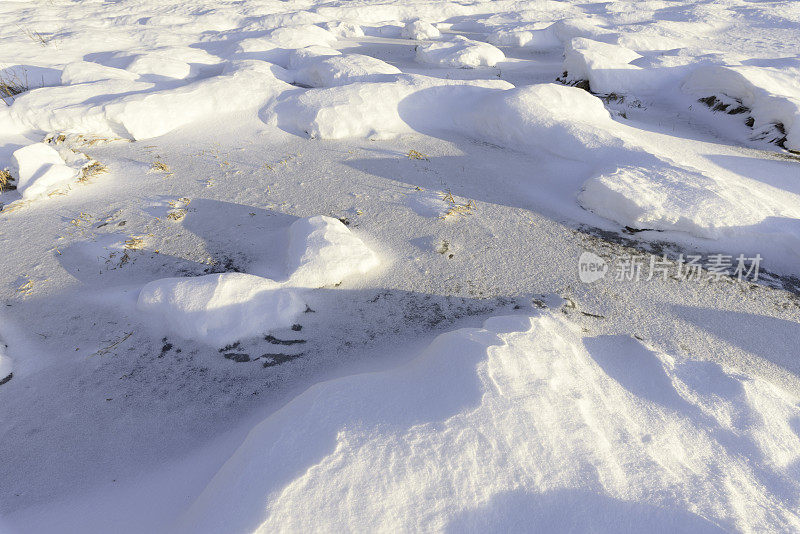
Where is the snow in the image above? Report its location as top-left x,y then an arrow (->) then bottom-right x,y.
286,215 -> 380,288
9,60 -> 290,140
137,216 -> 379,345
2,0 -> 800,531
415,36 -> 505,68
137,273 -> 305,347
579,165 -> 800,239
11,143 -> 79,200
562,38 -> 643,93
277,74 -> 512,139
181,311 -> 800,533
292,54 -> 401,88
682,65 -> 800,151
488,27 -> 561,50
401,20 -> 441,40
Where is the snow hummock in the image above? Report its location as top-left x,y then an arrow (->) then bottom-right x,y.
578,165 -> 800,239
458,83 -> 624,159
137,274 -> 305,347
487,27 -> 561,50
181,311 -> 800,533
9,61 -> 291,140
137,216 -> 379,345
278,74 -> 513,139
286,46 -> 341,70
682,65 -> 800,151
292,54 -> 401,88
286,215 -> 380,288
562,37 -> 643,94
415,36 -> 505,68
11,143 -> 79,200
401,20 -> 441,40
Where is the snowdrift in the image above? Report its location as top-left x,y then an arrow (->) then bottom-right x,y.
181,312 -> 800,533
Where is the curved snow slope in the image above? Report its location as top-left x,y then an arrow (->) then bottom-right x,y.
181,312 -> 800,533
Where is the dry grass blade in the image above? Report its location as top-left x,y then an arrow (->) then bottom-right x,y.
407,149 -> 429,161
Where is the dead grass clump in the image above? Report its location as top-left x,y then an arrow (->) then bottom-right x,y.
439,190 -> 476,219
124,236 -> 147,250
150,160 -> 173,176
408,150 -> 429,161
0,169 -> 16,191
0,70 -> 28,104
79,161 -> 108,182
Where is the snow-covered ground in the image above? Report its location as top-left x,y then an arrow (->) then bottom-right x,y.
1,0 -> 799,532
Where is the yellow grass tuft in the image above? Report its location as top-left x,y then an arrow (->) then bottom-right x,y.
79,161 -> 108,182
124,236 -> 147,250
407,150 -> 429,161
0,169 -> 15,192
150,160 -> 173,175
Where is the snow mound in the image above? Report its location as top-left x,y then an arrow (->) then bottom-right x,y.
235,37 -> 280,54
266,24 -> 337,49
279,74 -> 512,139
10,61 -> 291,140
137,273 -> 305,347
562,37 -> 687,94
401,20 -> 441,40
562,38 -> 641,92
458,83 -> 624,159
287,215 -> 380,288
415,36 -> 505,68
293,54 -> 401,87
286,46 -> 341,69
488,27 -> 561,50
181,312 -> 800,533
11,143 -> 79,200
579,164 -> 800,239
682,65 -> 800,151
281,78 -> 623,159
138,216 -> 379,344
322,21 -> 365,38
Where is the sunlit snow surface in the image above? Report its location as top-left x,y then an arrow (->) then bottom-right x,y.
1,0 -> 800,531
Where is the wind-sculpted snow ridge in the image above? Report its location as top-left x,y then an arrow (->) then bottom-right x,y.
137,216 -> 379,346
181,311 -> 800,533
